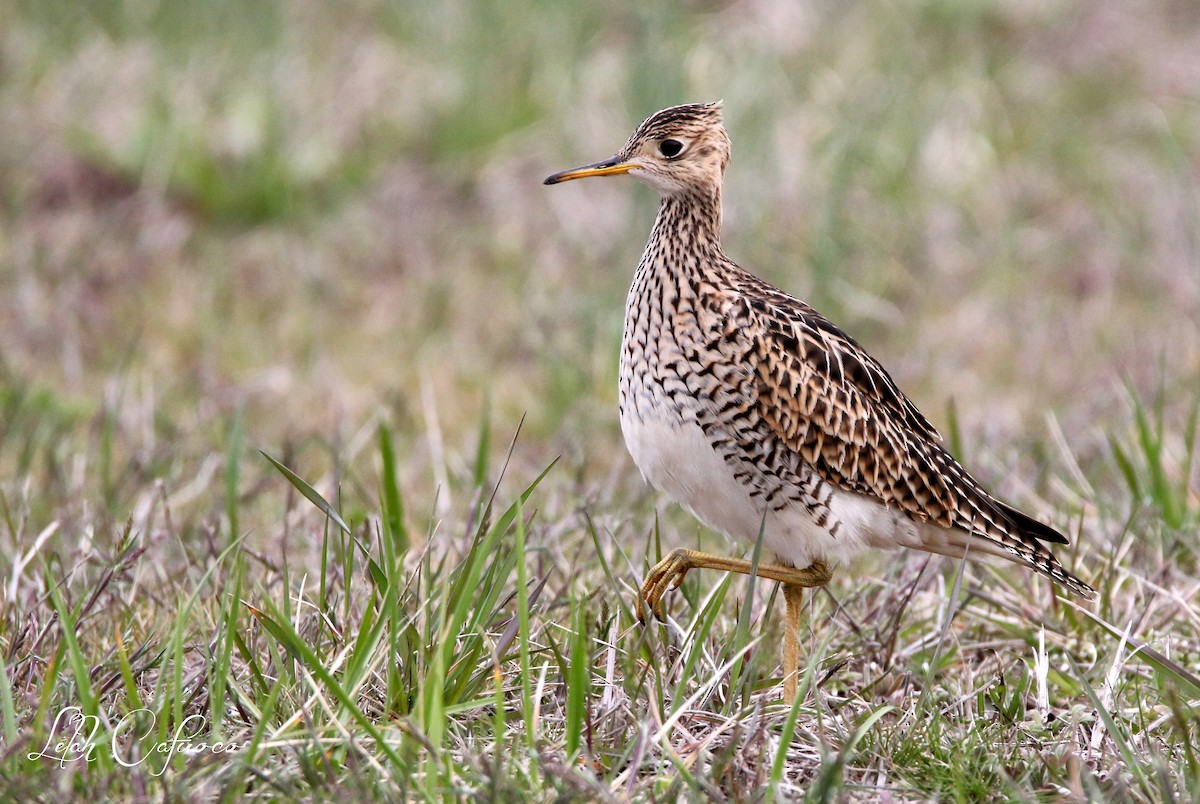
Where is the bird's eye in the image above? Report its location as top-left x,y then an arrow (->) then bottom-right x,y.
658,139 -> 684,158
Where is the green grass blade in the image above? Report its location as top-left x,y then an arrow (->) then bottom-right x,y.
514,498 -> 537,753
564,595 -> 589,759
728,510 -> 769,706
378,422 -> 410,561
225,406 -> 244,543
676,573 -> 732,693
472,398 -> 492,491
210,549 -> 245,741
44,570 -> 97,719
248,601 -> 404,768
1068,601 -> 1200,696
1070,656 -> 1156,799
0,650 -> 19,743
260,449 -> 351,535
810,705 -> 895,800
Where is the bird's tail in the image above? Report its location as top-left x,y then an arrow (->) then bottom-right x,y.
920,513 -> 1096,600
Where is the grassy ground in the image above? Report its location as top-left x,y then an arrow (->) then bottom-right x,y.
1,0 -> 1199,799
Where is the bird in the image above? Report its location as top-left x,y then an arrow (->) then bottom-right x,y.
544,101 -> 1094,699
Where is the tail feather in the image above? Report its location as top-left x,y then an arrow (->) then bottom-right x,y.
921,513 -> 1096,600
993,502 -> 1096,599
996,501 -> 1069,545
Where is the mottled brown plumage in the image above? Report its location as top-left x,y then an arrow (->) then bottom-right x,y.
545,102 -> 1093,695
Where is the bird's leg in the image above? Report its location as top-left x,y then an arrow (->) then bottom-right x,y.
782,582 -> 806,700
639,547 -> 831,622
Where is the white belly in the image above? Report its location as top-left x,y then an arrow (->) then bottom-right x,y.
620,407 -> 927,569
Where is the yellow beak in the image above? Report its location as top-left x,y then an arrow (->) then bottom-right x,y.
544,156 -> 635,185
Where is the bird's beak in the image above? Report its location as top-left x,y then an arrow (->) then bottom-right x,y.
544,156 -> 635,185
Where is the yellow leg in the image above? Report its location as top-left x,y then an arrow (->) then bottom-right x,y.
639,547 -> 831,621
782,583 -> 805,700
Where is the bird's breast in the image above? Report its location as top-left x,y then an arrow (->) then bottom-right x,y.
618,286 -> 795,558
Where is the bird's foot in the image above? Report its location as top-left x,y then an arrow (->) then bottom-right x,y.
639,549 -> 833,623
639,548 -> 695,623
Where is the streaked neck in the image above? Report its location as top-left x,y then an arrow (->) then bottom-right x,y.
646,187 -> 724,268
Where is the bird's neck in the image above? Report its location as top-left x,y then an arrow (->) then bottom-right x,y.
641,188 -> 725,282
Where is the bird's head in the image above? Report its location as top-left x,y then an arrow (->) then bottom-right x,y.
544,102 -> 730,197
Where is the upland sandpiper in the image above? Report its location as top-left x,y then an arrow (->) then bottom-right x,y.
545,102 -> 1094,699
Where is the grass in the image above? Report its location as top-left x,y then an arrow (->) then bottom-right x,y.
2,0 -> 1199,799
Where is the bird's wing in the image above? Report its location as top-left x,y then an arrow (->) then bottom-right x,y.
728,278 -> 1067,557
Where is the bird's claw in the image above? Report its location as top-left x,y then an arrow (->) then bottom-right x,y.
638,549 -> 693,623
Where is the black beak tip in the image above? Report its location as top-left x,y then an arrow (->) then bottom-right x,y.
543,175 -> 558,186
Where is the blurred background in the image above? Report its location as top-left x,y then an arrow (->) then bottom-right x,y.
1,0 -> 1197,556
